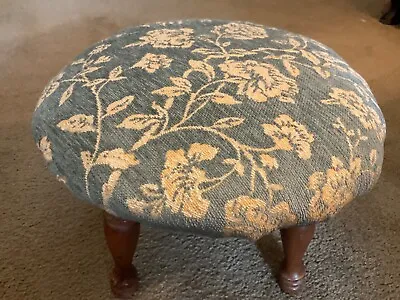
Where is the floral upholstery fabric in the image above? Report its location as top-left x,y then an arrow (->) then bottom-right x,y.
32,20 -> 386,240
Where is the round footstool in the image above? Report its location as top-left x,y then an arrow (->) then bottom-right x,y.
32,19 -> 386,297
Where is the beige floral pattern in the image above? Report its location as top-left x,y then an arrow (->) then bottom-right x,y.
33,20 -> 385,240
35,72 -> 63,110
132,53 -> 173,73
127,28 -> 194,48
224,196 -> 296,239
219,60 -> 299,103
90,44 -> 111,55
212,23 -> 269,40
161,143 -> 218,218
314,51 -> 345,66
308,156 -> 361,220
322,88 -> 383,131
263,114 -> 314,159
95,148 -> 139,170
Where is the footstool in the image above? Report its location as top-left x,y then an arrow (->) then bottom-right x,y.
32,19 -> 386,297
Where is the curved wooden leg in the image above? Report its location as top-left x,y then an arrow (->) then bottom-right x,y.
104,212 -> 140,299
279,223 -> 316,295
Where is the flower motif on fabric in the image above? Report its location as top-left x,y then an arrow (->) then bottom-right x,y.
224,196 -> 296,240
161,143 -> 218,219
212,23 -> 269,40
219,60 -> 299,103
308,156 -> 361,220
132,53 -> 173,73
127,28 -> 194,48
262,114 -> 314,159
322,88 -> 383,131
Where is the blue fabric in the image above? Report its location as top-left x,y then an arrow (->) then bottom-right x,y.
32,20 -> 385,240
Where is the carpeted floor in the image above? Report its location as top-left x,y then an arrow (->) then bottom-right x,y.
1,0 -> 399,299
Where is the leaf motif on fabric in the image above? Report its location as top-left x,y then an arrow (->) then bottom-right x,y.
102,170 -> 122,202
164,97 -> 174,110
37,81 -> 60,110
89,44 -> 111,55
84,66 -> 101,74
57,114 -> 96,133
283,60 -> 300,77
170,77 -> 192,91
313,66 -> 330,79
152,86 -> 187,97
94,56 -> 111,64
130,123 -> 160,151
186,143 -> 219,161
265,54 -> 296,61
223,158 -> 237,165
81,151 -> 92,170
59,83 -> 75,106
95,148 -> 139,170
273,40 -> 288,45
104,96 -> 135,117
192,48 -> 221,55
288,38 -> 301,48
83,78 -> 107,87
109,66 -> 124,80
260,153 -> 278,169
72,58 -> 86,65
188,60 -> 215,81
211,117 -> 245,129
151,102 -> 167,117
300,50 -> 321,65
210,92 -> 241,105
117,114 -> 161,130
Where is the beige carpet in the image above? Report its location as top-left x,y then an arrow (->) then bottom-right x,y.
1,0 -> 399,299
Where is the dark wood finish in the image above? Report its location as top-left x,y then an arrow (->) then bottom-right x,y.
104,212 -> 141,299
380,0 -> 400,25
279,223 -> 316,295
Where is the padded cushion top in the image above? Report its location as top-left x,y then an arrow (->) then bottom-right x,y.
32,20 -> 385,240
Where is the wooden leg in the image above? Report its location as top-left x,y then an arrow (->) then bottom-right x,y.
279,223 -> 316,295
104,212 -> 140,299
380,0 -> 400,25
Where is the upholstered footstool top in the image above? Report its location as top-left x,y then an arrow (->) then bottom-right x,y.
32,20 -> 385,240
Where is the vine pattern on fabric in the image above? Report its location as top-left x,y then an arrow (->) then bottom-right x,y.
35,22 -> 383,239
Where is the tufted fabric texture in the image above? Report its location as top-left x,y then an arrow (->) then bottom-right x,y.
32,20 -> 385,240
